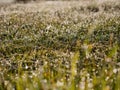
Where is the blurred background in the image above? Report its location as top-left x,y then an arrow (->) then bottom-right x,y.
0,0 -> 14,3
0,0 -> 36,3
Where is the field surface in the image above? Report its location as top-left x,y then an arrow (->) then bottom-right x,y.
0,0 -> 120,90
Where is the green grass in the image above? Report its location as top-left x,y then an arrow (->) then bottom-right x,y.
0,0 -> 120,90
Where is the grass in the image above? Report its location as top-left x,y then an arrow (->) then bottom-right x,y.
0,0 -> 120,90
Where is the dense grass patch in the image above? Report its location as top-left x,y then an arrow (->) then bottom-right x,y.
0,0 -> 120,90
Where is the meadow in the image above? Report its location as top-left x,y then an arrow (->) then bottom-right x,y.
0,0 -> 120,90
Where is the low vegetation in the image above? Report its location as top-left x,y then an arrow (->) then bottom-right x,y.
0,0 -> 120,90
